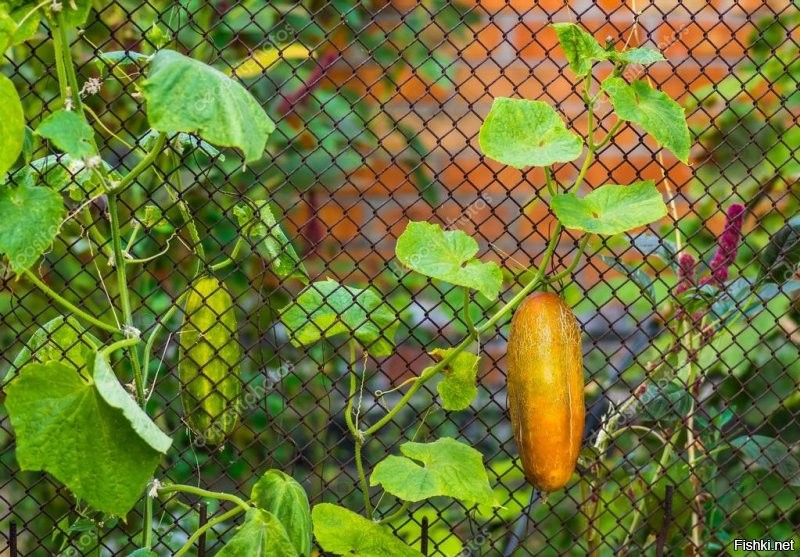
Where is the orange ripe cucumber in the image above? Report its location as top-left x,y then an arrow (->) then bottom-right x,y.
507,291 -> 585,492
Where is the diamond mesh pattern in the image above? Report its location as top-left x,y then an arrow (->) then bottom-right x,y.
1,1 -> 799,555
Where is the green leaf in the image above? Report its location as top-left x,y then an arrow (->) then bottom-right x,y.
36,110 -> 96,159
395,221 -> 502,300
613,47 -> 665,65
478,98 -> 583,168
280,279 -> 399,357
0,3 -> 41,53
0,180 -> 64,273
0,73 -> 24,176
59,0 -> 93,27
551,181 -> 667,235
9,315 -> 100,379
128,550 -> 158,557
429,348 -> 480,411
312,504 -> 423,557
235,201 -> 308,283
551,22 -> 607,76
639,381 -> 693,424
217,509 -> 299,557
250,470 -> 312,557
142,49 -> 275,162
5,356 -> 172,516
760,216 -> 800,284
729,435 -> 800,486
92,354 -> 172,453
370,437 -> 495,506
602,77 -> 691,163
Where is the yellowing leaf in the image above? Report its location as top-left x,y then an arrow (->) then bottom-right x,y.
232,46 -> 312,78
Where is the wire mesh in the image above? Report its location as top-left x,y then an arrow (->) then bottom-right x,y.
1,1 -> 799,555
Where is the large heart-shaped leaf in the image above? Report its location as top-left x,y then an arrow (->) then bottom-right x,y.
395,221 -> 502,300
142,50 -> 275,162
5,356 -> 172,516
216,509 -> 299,557
552,22 -> 607,76
551,181 -> 667,235
478,98 -> 583,169
280,279 -> 398,356
312,504 -> 423,557
602,77 -> 690,163
36,110 -> 96,159
250,470 -> 312,557
370,437 -> 495,506
0,181 -> 64,273
0,73 -> 24,175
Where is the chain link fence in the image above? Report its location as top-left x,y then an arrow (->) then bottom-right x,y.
1,0 -> 799,555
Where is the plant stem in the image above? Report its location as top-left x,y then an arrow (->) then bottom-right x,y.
547,235 -> 590,284
682,327 -> 702,551
462,287 -> 476,336
107,193 -> 145,402
545,166 -> 556,197
345,341 -> 373,517
50,20 -> 69,101
158,484 -> 251,512
108,190 -> 152,549
354,441 -> 372,519
143,498 -> 153,549
174,506 -> 245,557
21,269 -> 120,334
209,237 -> 246,271
99,337 -> 141,358
620,428 -> 682,555
125,222 -> 141,254
572,71 -> 600,193
55,17 -> 81,112
594,119 -> 623,151
168,156 -> 207,262
117,132 -> 167,191
378,500 -> 410,524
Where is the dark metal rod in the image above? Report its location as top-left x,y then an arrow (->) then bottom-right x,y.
198,503 -> 208,557
503,489 -> 540,557
10,520 -> 17,557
